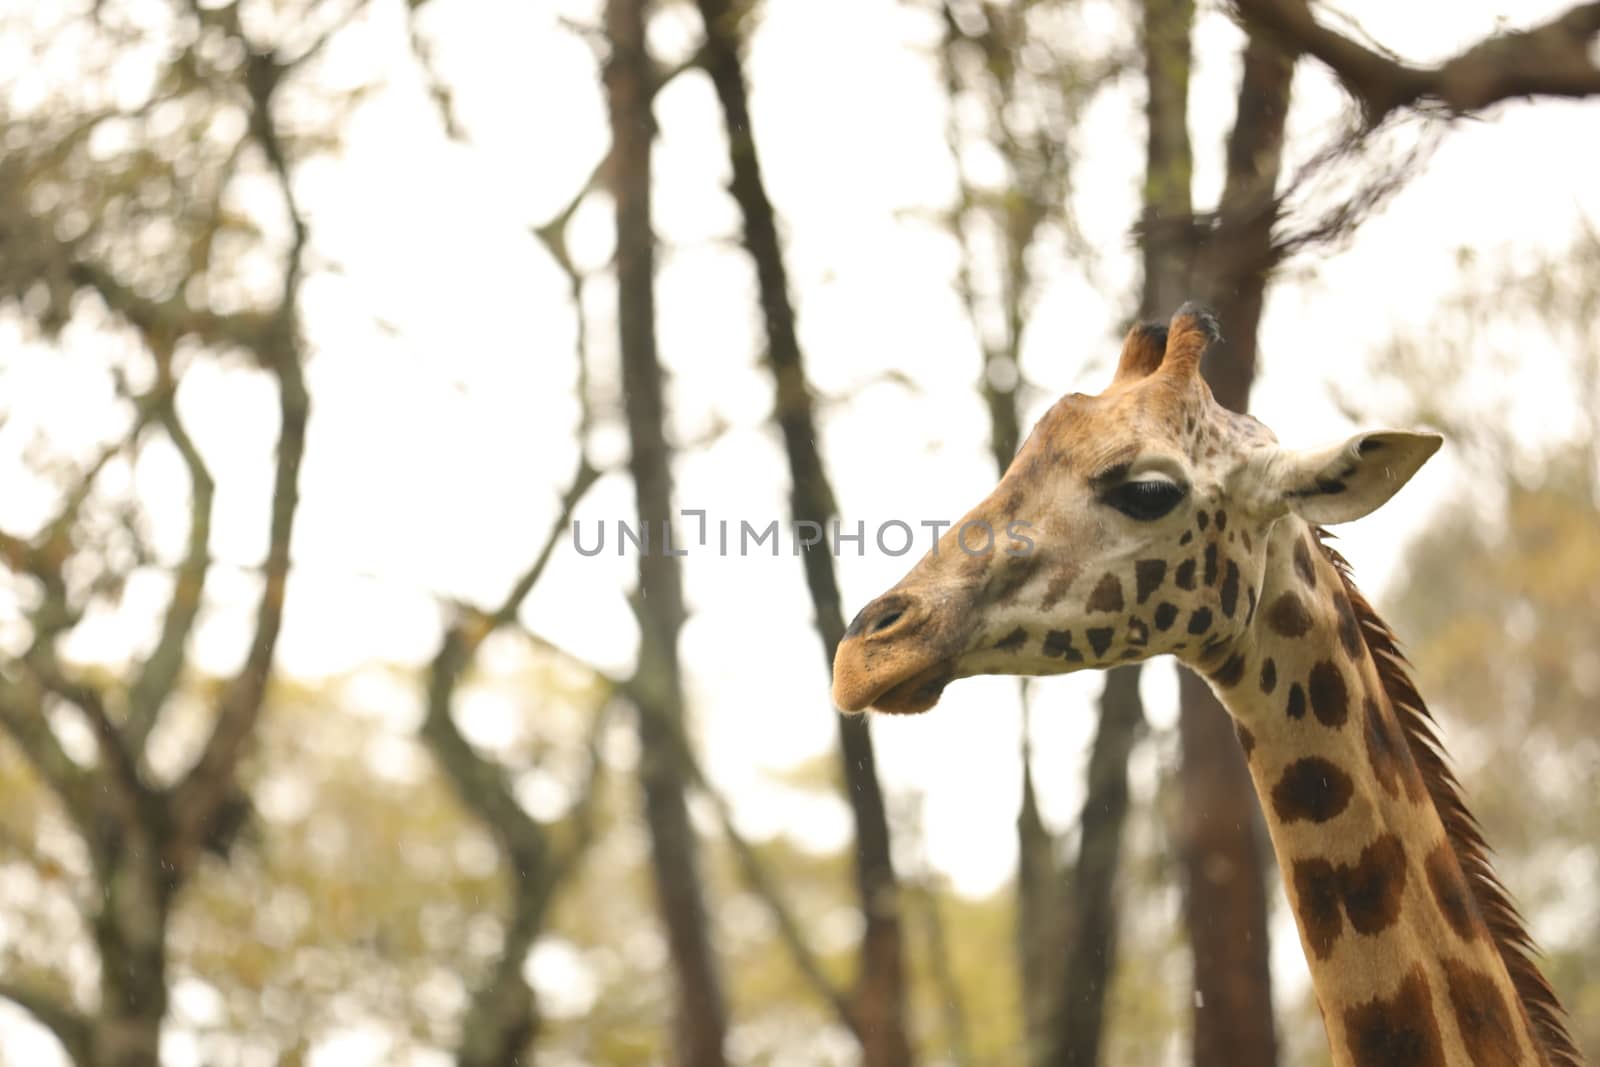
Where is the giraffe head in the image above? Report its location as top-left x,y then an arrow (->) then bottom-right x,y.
832,304 -> 1441,713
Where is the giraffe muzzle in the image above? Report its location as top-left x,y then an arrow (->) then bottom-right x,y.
832,588 -> 971,714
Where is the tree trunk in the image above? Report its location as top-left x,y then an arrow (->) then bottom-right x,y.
1139,0 -> 1198,320
1016,719 -> 1057,1065
1027,1 -> 1206,1059
1048,667 -> 1145,1067
1133,2 -> 1287,1064
89,829 -> 172,1067
605,2 -> 730,1063
693,3 -> 914,1063
1175,672 -> 1277,1067
1180,29 -> 1295,1067
1201,32 -> 1295,415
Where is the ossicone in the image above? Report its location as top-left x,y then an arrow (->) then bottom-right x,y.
1163,301 -> 1221,373
1112,322 -> 1169,383
1110,302 -> 1221,387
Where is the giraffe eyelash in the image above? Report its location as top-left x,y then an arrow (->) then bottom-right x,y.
1101,478 -> 1188,521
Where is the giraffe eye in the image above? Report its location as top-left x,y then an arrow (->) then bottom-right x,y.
1102,479 -> 1186,521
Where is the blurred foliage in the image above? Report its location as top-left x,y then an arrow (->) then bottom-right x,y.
0,0 -> 367,332
1357,226 -> 1600,1062
1335,223 -> 1600,489
0,662 -> 586,1061
933,0 -> 1137,398
1389,481 -> 1600,1059
2,666 -> 1199,1063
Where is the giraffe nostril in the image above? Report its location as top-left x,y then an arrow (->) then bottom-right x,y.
871,609 -> 905,634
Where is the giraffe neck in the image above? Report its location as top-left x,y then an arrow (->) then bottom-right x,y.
1211,519 -> 1547,1067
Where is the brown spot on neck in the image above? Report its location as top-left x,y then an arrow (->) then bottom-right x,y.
1287,834 -> 1408,962
1292,856 -> 1344,960
1271,756 -> 1353,824
1294,534 -> 1318,588
1443,958 -> 1524,1067
1363,698 -> 1406,799
1424,841 -> 1484,943
1286,681 -> 1306,720
1339,833 -> 1407,935
1307,661 -> 1350,728
1334,591 -> 1364,659
1219,559 -> 1241,617
1266,591 -> 1313,637
1209,652 -> 1246,688
1341,966 -> 1446,1067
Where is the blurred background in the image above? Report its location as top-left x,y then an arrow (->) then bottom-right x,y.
0,0 -> 1597,1064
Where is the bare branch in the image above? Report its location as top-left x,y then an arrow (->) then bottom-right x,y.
1,392 -> 166,822
694,1 -> 909,1058
404,3 -> 467,142
526,29 -> 703,277
422,454 -> 601,844
165,0 -> 313,868
1268,115 -> 1441,263
168,344 -> 304,866
0,678 -> 94,827
422,631 -> 548,883
422,620 -> 550,1067
281,0 -> 373,71
555,695 -> 610,870
67,260 -> 273,353
22,657 -> 150,829
126,389 -> 214,754
609,0 -> 732,1058
485,463 -> 600,636
415,433 -> 602,1065
531,152 -> 609,281
425,651 -> 596,1054
643,669 -> 854,1029
1232,0 -> 1600,124
3,397 -> 163,647
38,417 -> 147,551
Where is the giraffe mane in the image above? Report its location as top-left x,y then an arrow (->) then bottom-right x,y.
1318,531 -> 1582,1067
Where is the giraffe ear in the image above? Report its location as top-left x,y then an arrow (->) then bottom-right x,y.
1270,431 -> 1442,525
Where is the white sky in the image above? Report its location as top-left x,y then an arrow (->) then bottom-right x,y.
3,0 -> 1600,1060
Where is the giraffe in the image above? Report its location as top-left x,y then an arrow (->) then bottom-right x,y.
831,305 -> 1581,1067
